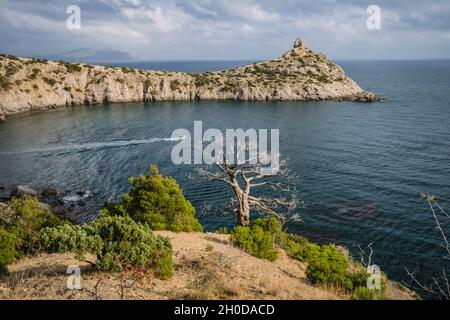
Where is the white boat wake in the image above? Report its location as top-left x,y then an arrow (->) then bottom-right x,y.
1,137 -> 180,155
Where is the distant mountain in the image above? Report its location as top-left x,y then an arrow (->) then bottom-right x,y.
39,48 -> 134,63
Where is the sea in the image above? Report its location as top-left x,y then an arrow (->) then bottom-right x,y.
1,59 -> 449,295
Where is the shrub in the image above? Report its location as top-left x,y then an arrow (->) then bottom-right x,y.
170,79 -> 181,91
6,196 -> 63,255
65,63 -> 82,73
121,67 -> 135,74
193,75 -> 210,87
40,216 -> 173,278
0,229 -> 16,275
305,244 -> 354,291
215,227 -> 230,234
39,224 -> 103,259
230,224 -> 278,261
281,233 -> 310,257
5,63 -> 20,77
30,68 -> 41,80
43,77 -> 57,86
0,76 -> 12,91
253,217 -> 284,245
101,165 -> 202,232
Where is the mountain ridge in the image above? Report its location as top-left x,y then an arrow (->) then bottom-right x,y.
37,48 -> 135,63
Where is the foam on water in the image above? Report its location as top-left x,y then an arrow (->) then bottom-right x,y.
0,137 -> 180,155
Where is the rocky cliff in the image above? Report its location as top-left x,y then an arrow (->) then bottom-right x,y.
0,37 -> 379,121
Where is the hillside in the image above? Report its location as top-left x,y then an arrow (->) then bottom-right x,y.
0,37 -> 379,121
0,231 -> 415,300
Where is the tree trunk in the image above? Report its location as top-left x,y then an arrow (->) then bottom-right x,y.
230,176 -> 251,226
236,191 -> 250,226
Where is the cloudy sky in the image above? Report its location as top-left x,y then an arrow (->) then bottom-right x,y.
1,0 -> 450,60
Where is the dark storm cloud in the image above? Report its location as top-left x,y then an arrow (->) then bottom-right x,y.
0,0 -> 449,59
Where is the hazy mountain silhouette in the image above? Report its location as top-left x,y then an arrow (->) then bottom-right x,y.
39,48 -> 134,63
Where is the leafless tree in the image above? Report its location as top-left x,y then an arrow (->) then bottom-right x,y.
354,242 -> 374,268
195,152 -> 298,226
404,193 -> 450,300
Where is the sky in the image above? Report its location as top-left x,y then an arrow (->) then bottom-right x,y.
0,0 -> 450,60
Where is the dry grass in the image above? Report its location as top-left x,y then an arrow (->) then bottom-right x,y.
0,231 -> 415,300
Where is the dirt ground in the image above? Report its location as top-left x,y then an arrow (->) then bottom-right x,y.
0,231 -> 415,300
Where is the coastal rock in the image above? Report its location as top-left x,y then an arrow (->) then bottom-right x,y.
10,185 -> 38,199
0,36 -> 379,120
349,91 -> 384,102
41,187 -> 58,198
40,187 -> 59,204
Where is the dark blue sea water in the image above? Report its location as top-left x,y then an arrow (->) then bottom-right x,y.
1,60 -> 449,294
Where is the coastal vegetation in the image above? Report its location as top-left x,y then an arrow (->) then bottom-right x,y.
39,216 -> 173,279
0,165 -> 197,278
100,165 -> 202,232
0,166 -> 411,300
229,217 -> 388,299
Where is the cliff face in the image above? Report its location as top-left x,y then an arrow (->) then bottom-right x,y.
0,38 -> 378,121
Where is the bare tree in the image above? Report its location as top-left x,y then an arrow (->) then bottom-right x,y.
196,153 -> 298,226
354,242 -> 375,268
404,193 -> 450,300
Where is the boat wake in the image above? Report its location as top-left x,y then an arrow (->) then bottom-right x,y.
1,137 -> 180,155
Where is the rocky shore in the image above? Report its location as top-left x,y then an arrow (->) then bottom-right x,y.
1,185 -> 98,224
0,37 -> 382,121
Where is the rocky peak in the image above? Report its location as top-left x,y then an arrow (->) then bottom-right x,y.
293,37 -> 309,51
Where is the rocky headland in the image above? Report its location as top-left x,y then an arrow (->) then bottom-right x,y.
0,37 -> 381,121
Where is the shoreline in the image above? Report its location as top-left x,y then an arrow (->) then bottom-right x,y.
0,38 -> 382,121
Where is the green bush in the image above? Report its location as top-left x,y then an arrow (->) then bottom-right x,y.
253,217 -> 285,245
0,229 -> 16,275
101,165 -> 202,232
39,224 -> 103,259
5,196 -> 63,255
170,79 -> 181,91
230,223 -> 278,261
43,77 -> 57,86
30,68 -> 41,80
39,216 -> 173,279
281,233 -> 310,257
121,67 -> 135,74
0,75 -> 12,91
65,63 -> 82,73
215,227 -> 230,234
305,244 -> 353,291
227,217 -> 382,297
